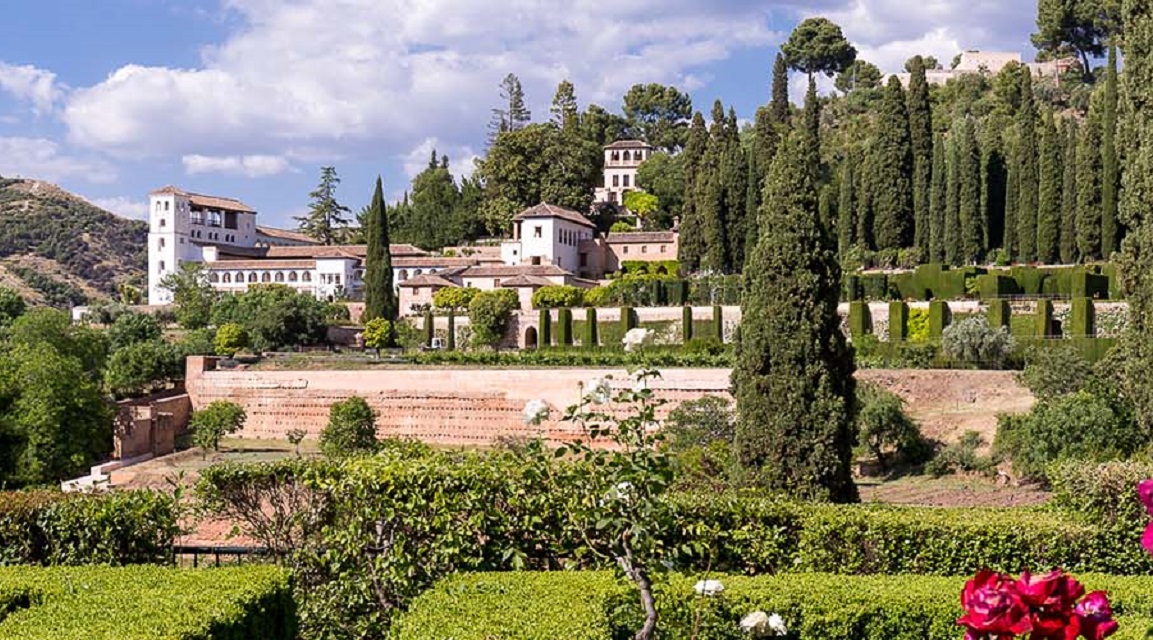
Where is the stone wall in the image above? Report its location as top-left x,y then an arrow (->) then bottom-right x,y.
184,357 -> 1027,448
113,391 -> 192,459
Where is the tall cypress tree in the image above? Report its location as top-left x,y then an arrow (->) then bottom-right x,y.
771,53 -> 791,126
699,102 -> 729,273
749,104 -> 779,243
362,176 -> 397,326
1036,112 -> 1062,264
944,131 -> 961,265
1119,0 -> 1153,432
907,56 -> 934,258
980,117 -> 1008,255
1015,67 -> 1039,262
733,131 -> 857,503
929,132 -> 947,263
745,150 -> 762,264
678,113 -> 708,272
872,77 -> 914,251
723,108 -> 749,271
1102,41 -> 1121,257
1003,130 -> 1019,259
856,147 -> 875,250
1060,120 -> 1079,264
957,117 -> 983,264
838,154 -> 856,257
1076,115 -> 1104,261
802,77 -> 822,176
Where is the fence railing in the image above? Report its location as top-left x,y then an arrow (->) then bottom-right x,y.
172,544 -> 269,568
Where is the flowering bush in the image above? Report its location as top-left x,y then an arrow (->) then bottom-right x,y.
739,611 -> 788,637
522,399 -> 550,425
693,579 -> 724,596
956,569 -> 1116,640
1140,479 -> 1153,554
622,327 -> 655,352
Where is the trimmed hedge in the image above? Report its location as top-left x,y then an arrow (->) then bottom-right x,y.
0,490 -> 178,566
888,301 -> 908,342
583,307 -> 598,348
847,263 -> 1120,302
711,305 -> 724,343
928,300 -> 950,339
849,302 -> 872,339
987,299 -> 1010,330
681,306 -> 693,343
1071,297 -> 1096,337
396,571 -> 1153,640
557,308 -> 573,346
1036,299 -> 1055,337
0,565 -> 295,639
537,309 -> 551,347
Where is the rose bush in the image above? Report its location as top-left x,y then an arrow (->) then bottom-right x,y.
956,569 -> 1116,640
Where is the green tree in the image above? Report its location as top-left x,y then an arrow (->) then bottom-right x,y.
542,119 -> 601,216
1033,0 -> 1119,79
907,56 -> 934,257
621,83 -> 693,152
781,17 -> 858,80
320,396 -> 378,457
1016,68 -> 1039,262
1119,0 -> 1153,433
363,177 -> 398,327
1061,120 -> 1080,263
549,80 -> 579,130
107,311 -> 161,350
407,152 -> 463,250
1077,115 -> 1103,261
213,322 -> 248,357
980,118 -> 1009,256
944,130 -> 961,265
677,112 -> 708,273
801,77 -> 822,177
468,289 -> 519,349
295,166 -> 351,245
432,286 -> 479,312
623,191 -> 659,220
855,382 -> 927,471
872,77 -> 914,251
362,318 -> 392,351
929,132 -> 947,262
487,73 -> 531,145
1102,42 -> 1121,257
580,104 -> 629,147
211,285 -> 328,351
0,288 -> 26,327
1037,112 -> 1063,263
189,400 -> 247,452
733,131 -> 857,502
770,53 -> 791,125
159,262 -> 217,330
104,339 -> 183,398
834,59 -> 883,93
635,152 -> 684,229
837,154 -> 856,256
5,308 -> 108,377
722,108 -> 749,271
1004,130 -> 1020,258
957,117 -> 983,264
855,146 -> 876,251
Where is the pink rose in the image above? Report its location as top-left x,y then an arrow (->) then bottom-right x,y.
1138,479 -> 1153,515
958,570 -> 1034,639
1075,591 -> 1119,640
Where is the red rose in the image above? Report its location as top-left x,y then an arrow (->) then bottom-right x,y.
1075,591 -> 1119,640
1017,570 -> 1085,611
958,570 -> 1034,639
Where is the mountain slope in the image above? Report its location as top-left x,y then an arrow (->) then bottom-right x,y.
0,177 -> 147,306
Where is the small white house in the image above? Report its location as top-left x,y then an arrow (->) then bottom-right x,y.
501,203 -> 597,272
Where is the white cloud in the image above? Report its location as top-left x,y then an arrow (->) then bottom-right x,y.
0,137 -> 115,183
0,61 -> 64,114
61,0 -> 786,160
182,154 -> 294,177
87,195 -> 149,220
401,137 -> 479,181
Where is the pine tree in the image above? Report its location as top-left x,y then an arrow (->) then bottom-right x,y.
363,177 -> 397,326
1060,120 -> 1079,264
1076,115 -> 1103,261
1015,67 -> 1039,262
699,102 -> 729,273
409,151 -> 463,249
1036,112 -> 1062,264
733,131 -> 857,503
907,56 -> 934,258
957,117 -> 982,264
295,166 -> 351,245
1003,130 -> 1019,259
872,77 -> 914,251
838,154 -> 856,256
1101,41 -> 1121,257
771,53 -> 791,126
550,80 -> 579,130
677,112 -> 709,272
1119,0 -> 1153,432
944,131 -> 961,265
929,132 -> 947,263
488,73 -> 532,145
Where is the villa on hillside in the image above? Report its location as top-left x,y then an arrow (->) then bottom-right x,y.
147,185 -> 678,311
894,51 -> 1078,88
593,139 -> 655,207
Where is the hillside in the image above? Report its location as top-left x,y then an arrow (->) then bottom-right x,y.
0,177 -> 147,306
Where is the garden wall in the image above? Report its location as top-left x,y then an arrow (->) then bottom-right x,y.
184,358 -> 1029,446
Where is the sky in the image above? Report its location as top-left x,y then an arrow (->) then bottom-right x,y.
0,0 -> 1038,229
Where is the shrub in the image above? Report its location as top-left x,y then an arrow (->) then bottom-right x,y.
362,317 -> 392,350
213,322 -> 248,357
941,316 -> 1015,368
854,383 -> 931,471
319,396 -> 378,457
994,391 -> 1147,482
189,401 -> 247,452
531,285 -> 585,309
0,565 -> 295,639
210,284 -> 327,351
177,327 -> 217,357
1017,344 -> 1094,400
107,311 -> 161,350
610,220 -> 634,233
324,302 -> 351,323
468,289 -> 519,349
664,396 -> 735,452
433,286 -> 480,311
925,431 -> 997,477
907,307 -> 930,342
103,339 -> 183,398
0,287 -> 26,327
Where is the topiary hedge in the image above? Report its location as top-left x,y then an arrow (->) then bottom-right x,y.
396,571 -> 1153,640
0,565 -> 295,639
0,490 -> 178,566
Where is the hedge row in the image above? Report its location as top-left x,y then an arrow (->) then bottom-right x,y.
0,490 -> 178,566
0,565 -> 295,639
395,571 -> 1153,640
594,275 -> 742,307
848,263 -> 1117,302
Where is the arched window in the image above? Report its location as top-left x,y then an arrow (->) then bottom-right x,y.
302,272 -> 312,282
288,271 -> 298,282
235,272 -> 244,283
209,272 -> 220,283
222,273 -> 232,283
399,269 -> 409,281
623,150 -> 631,162
261,272 -> 271,282
611,151 -> 620,161
414,269 -> 423,276
248,272 -> 258,283
275,272 -> 285,282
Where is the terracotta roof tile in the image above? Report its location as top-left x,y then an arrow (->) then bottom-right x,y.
499,275 -> 557,287
205,259 -> 317,269
399,274 -> 458,288
605,231 -> 678,244
604,140 -> 655,150
150,186 -> 256,213
511,203 -> 596,229
255,226 -> 319,244
461,264 -> 571,278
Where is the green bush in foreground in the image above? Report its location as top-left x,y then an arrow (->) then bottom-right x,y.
395,571 -> 1153,640
0,565 -> 295,639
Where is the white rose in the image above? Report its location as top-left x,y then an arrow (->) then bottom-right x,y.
767,613 -> 787,636
583,377 -> 611,404
522,399 -> 549,425
693,579 -> 724,597
739,611 -> 769,635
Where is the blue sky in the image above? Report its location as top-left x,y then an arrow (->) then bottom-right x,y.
0,0 -> 1035,229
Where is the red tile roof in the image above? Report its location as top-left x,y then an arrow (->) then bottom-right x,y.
150,186 -> 256,213
399,274 -> 458,288
512,203 -> 596,229
605,231 -> 677,244
604,140 -> 655,150
255,226 -> 319,244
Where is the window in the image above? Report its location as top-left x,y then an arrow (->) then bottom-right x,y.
493,279 -> 501,287
414,287 -> 422,296
623,246 -> 629,254
534,226 -> 542,238
222,273 -> 232,283
303,272 -> 312,282
335,274 -> 341,285
164,201 -> 170,211
158,260 -> 165,273
641,245 -> 647,254
275,272 -> 285,282
623,150 -> 631,161
399,269 -> 408,281
611,151 -> 620,161
261,272 -> 271,282
209,272 -> 220,283
289,272 -> 298,282
660,245 -> 667,253
623,174 -> 630,188
179,237 -> 184,244
612,175 -> 619,187
579,253 -> 588,267
158,238 -> 165,249
155,201 -> 162,212
159,218 -> 167,228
